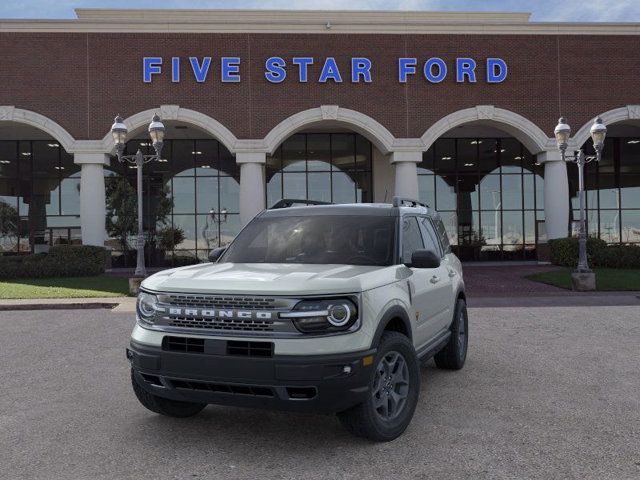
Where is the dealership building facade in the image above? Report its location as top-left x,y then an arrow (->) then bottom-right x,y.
0,9 -> 639,265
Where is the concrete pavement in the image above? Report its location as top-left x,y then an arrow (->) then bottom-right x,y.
1,306 -> 639,479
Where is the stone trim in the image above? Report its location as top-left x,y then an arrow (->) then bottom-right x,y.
0,106 -> 76,152
570,105 -> 640,149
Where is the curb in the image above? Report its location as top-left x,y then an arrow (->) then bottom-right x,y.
0,302 -> 120,311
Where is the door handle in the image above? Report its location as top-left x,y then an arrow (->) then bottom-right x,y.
430,275 -> 440,284
448,270 -> 457,278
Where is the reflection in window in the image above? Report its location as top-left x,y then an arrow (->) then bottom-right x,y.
266,133 -> 372,207
106,139 -> 240,267
0,140 -> 80,253
419,138 -> 543,260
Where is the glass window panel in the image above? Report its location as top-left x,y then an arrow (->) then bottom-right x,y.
171,140 -> 196,176
219,176 -> 240,214
0,141 -> 18,178
401,217 -> 424,264
172,215 -> 197,250
31,141 -> 58,177
331,134 -> 355,172
480,210 -> 501,246
194,139 -> 219,174
502,211 -> 523,247
621,138 -> 640,174
524,210 -> 536,245
598,175 -> 619,209
45,216 -> 81,228
434,139 -> 456,175
621,210 -> 640,243
501,175 -> 523,210
353,171 -> 372,203
60,150 -> 79,176
60,177 -> 80,215
306,134 -> 331,171
418,175 -> 435,207
266,172 -> 282,208
219,145 -> 239,179
331,171 -> 355,204
282,172 -> 306,199
419,147 -> 434,173
620,175 -> 640,207
196,176 -> 219,214
456,175 -> 479,210
523,174 -> 535,209
355,134 -> 371,171
457,211 -> 480,245
478,139 -> 499,175
281,135 -> 306,172
479,175 -> 501,212
220,214 -> 241,247
595,137 -> 615,173
500,138 -> 522,173
197,213 -> 219,251
535,174 -> 545,210
171,177 -> 195,214
599,210 -> 620,243
308,172 -> 331,203
570,209 -> 598,238
456,139 -> 477,172
19,141 -> 32,175
438,211 -> 458,246
0,190 -> 20,252
435,175 -> 456,211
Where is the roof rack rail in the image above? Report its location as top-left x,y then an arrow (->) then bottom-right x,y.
391,196 -> 429,208
269,199 -> 333,209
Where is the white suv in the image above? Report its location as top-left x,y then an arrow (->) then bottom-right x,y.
128,197 -> 468,441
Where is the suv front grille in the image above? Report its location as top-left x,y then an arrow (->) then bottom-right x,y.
170,379 -> 274,397
163,336 -> 205,353
227,340 -> 274,357
162,294 -> 278,310
167,316 -> 275,332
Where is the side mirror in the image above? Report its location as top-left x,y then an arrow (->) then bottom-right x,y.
407,249 -> 441,269
208,247 -> 226,263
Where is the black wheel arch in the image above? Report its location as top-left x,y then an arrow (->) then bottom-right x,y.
370,305 -> 413,348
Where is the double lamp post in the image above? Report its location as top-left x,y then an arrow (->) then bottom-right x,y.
553,115 -> 607,289
110,114 -> 166,277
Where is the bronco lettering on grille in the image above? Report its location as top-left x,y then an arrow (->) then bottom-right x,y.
168,308 -> 273,320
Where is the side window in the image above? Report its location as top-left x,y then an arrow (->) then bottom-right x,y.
419,217 -> 443,258
434,217 -> 451,254
402,217 -> 424,264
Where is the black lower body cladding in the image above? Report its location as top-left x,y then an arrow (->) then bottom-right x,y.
128,340 -> 376,414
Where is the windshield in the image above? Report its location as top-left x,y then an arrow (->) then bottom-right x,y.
221,215 -> 397,266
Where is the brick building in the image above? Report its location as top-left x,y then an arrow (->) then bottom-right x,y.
0,9 -> 638,264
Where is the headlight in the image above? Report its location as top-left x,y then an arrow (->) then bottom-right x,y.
136,291 -> 158,325
281,298 -> 358,334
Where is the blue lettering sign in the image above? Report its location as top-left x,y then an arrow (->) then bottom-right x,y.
189,57 -> 212,83
398,58 -> 417,83
319,57 -> 342,83
143,57 -> 162,83
221,57 -> 241,82
351,58 -> 372,83
171,57 -> 180,83
456,58 -> 477,83
292,57 -> 314,82
424,57 -> 447,83
487,58 -> 508,83
265,56 -> 287,83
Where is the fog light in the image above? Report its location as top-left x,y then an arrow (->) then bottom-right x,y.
342,365 -> 352,374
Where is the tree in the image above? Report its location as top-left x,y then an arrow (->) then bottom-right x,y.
105,176 -> 173,251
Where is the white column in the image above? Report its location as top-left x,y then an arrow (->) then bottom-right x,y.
75,153 -> 109,246
538,151 -> 569,240
237,152 -> 266,226
391,150 -> 422,199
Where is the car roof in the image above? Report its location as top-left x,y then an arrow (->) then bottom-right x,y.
260,202 -> 437,218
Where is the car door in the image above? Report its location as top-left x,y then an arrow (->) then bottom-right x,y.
401,216 -> 442,348
419,216 -> 455,332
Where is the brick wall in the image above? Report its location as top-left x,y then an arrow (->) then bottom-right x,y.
0,32 -> 638,142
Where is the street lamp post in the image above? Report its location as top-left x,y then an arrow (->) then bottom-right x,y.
553,116 -> 607,288
111,114 -> 165,277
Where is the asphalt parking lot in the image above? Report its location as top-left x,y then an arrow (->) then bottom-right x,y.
1,306 -> 639,480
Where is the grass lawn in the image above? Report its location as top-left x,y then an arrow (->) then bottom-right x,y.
527,268 -> 640,291
0,275 -> 130,299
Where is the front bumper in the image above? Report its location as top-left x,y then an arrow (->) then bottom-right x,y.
128,339 -> 376,414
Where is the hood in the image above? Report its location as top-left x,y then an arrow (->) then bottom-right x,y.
141,262 -> 402,295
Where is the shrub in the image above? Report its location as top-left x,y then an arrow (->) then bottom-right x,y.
0,245 -> 108,279
549,237 -> 640,269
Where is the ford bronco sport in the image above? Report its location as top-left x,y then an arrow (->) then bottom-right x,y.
128,197 -> 468,441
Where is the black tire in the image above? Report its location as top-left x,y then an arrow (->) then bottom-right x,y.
434,298 -> 468,370
337,331 -> 420,442
131,369 -> 206,418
